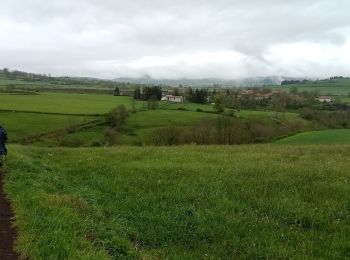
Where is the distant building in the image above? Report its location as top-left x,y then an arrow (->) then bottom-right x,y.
254,93 -> 273,100
240,89 -> 254,95
161,95 -> 184,103
119,90 -> 134,97
318,96 -> 333,103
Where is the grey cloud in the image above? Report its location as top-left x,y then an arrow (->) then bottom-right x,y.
0,0 -> 349,78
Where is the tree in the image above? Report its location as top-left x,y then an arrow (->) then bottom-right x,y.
113,87 -> 120,96
271,93 -> 287,117
147,95 -> 159,110
173,88 -> 180,96
3,68 -> 10,78
106,105 -> 129,129
141,85 -> 162,101
185,87 -> 193,101
214,95 -> 225,113
133,87 -> 141,100
189,89 -> 208,104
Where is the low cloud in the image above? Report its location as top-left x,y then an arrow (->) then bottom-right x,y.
0,0 -> 349,79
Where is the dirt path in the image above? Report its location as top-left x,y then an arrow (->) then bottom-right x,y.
0,169 -> 19,259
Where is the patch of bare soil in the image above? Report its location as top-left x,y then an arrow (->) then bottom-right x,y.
0,169 -> 19,259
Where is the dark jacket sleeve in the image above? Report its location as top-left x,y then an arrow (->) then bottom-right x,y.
3,129 -> 7,142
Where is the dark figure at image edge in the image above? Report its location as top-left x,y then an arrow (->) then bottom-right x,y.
0,126 -> 7,166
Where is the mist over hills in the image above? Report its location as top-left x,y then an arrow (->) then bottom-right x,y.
113,76 -> 307,87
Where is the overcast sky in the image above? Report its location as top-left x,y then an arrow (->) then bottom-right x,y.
1,0 -> 349,79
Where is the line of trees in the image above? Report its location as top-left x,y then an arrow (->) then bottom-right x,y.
186,88 -> 208,104
133,86 -> 162,101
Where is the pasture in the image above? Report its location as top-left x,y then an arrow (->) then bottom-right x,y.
119,110 -> 221,145
0,111 -> 98,141
0,91 -> 313,146
124,110 -> 219,129
5,144 -> 350,259
0,77 -> 52,87
0,93 -> 135,115
119,109 -> 306,145
164,102 -> 216,112
275,78 -> 350,95
275,129 -> 350,144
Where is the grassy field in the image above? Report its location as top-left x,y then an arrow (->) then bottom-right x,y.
124,110 -> 220,129
119,109 -> 303,145
120,110 -> 221,145
0,77 -> 55,87
275,129 -> 350,144
32,126 -> 106,147
0,93 -> 136,115
4,144 -> 350,259
0,90 -> 310,146
0,111 -> 98,141
163,102 -> 217,112
274,78 -> 350,95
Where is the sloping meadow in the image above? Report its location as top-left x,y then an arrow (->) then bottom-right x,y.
4,144 -> 350,259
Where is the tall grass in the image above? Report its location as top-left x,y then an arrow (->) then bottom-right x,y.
275,129 -> 350,144
4,145 -> 350,259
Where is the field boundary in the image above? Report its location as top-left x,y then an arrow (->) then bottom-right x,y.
12,119 -> 105,144
0,109 -> 104,117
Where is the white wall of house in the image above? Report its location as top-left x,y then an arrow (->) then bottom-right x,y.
162,95 -> 184,103
318,97 -> 333,103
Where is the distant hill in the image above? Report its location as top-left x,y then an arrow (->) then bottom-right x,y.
113,76 -> 286,87
4,68 -> 348,90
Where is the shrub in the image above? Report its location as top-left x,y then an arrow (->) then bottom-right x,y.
151,127 -> 183,145
106,105 -> 129,129
104,127 -> 119,145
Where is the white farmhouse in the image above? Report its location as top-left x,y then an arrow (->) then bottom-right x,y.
161,95 -> 184,103
318,96 -> 333,103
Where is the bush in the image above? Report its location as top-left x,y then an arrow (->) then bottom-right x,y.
147,97 -> 159,110
106,105 -> 129,129
225,110 -> 236,117
151,127 -> 184,145
196,108 -> 203,112
104,127 -> 119,145
299,107 -> 316,120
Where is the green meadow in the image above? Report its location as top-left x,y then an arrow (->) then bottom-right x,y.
0,77 -> 54,87
1,87 -> 349,259
0,93 -> 135,115
5,145 -> 350,259
119,110 -> 221,145
1,91 -> 307,146
275,129 -> 350,144
275,78 -> 350,95
119,109 -> 306,145
125,110 -> 219,129
0,111 -> 98,141
163,102 -> 217,112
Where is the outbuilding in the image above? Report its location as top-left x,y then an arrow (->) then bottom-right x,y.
161,95 -> 184,103
318,96 -> 333,103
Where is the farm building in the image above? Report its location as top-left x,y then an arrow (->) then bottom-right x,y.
161,95 -> 184,103
119,90 -> 134,97
318,96 -> 333,103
